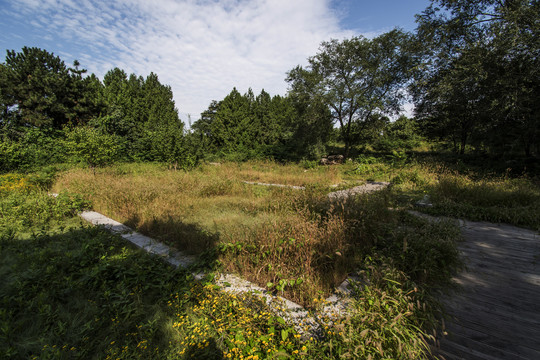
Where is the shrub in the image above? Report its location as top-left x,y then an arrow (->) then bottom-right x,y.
65,127 -> 122,172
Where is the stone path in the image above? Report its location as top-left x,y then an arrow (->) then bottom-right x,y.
327,181 -> 390,201
411,214 -> 540,360
78,210 -> 352,337
242,180 -> 391,201
66,182 -> 391,337
242,181 -> 305,190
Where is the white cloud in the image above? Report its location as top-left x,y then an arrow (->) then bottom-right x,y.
9,0 -> 355,119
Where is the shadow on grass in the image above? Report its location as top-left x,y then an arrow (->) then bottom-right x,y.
182,338 -> 224,360
125,214 -> 221,258
0,225 -> 202,359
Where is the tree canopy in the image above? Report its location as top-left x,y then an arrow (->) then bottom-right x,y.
1,0 -> 538,172
1,47 -> 97,129
287,29 -> 416,157
413,0 -> 540,156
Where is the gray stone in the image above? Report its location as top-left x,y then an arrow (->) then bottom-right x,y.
415,194 -> 433,207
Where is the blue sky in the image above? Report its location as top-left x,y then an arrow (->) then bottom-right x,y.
0,0 -> 431,121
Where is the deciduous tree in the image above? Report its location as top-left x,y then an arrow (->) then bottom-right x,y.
287,30 -> 415,157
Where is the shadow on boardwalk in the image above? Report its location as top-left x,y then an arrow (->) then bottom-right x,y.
435,220 -> 540,360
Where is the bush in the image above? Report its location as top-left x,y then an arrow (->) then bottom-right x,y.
0,174 -> 90,232
65,127 -> 122,172
0,127 -> 68,172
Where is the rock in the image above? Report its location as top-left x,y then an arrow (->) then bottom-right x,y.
415,194 -> 433,207
320,154 -> 344,165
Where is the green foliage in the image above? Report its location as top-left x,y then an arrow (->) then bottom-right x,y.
0,127 -> 68,172
1,50 -> 195,172
391,169 -> 426,187
0,187 -> 310,359
413,0 -> 540,157
287,29 -> 417,157
192,88 -> 322,161
0,174 -> 89,235
300,159 -> 319,170
1,47 -> 99,129
98,69 -> 189,164
374,115 -> 424,152
65,126 -> 121,170
318,261 -> 435,359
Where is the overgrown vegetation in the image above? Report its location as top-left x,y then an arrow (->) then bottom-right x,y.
4,150 -> 539,358
0,174 -> 306,359
1,0 -> 538,358
425,174 -> 540,231
50,159 -> 468,306
2,169 -> 464,359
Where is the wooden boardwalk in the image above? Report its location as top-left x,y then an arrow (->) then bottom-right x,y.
437,220 -> 540,360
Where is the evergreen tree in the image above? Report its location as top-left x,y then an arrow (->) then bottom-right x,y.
1,47 -> 90,129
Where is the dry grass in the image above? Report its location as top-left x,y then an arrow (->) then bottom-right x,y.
52,159 -> 470,306
219,209 -> 351,306
52,161 -> 359,304
53,162 -> 295,252
219,160 -> 344,187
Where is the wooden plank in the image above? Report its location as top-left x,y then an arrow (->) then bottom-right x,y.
442,306 -> 540,351
457,268 -> 540,288
424,214 -> 540,359
460,238 -> 540,255
458,261 -> 540,286
453,271 -> 540,294
460,255 -> 539,276
443,297 -> 540,331
443,324 -> 540,359
460,226 -> 538,241
460,223 -> 539,242
447,293 -> 540,322
439,330 -> 534,360
447,282 -> 540,313
459,243 -> 538,264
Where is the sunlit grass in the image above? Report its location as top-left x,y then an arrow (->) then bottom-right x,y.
2,168 -> 466,359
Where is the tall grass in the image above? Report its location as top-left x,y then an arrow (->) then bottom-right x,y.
52,162 -> 463,305
425,173 -> 540,230
1,175 -> 310,359
2,164 -> 470,359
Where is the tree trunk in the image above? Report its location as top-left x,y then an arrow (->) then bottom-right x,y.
460,132 -> 467,155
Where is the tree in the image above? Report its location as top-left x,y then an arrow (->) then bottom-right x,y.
283,86 -> 333,160
1,47 -> 91,128
287,30 -> 415,157
414,44 -> 493,154
0,63 -> 11,125
413,0 -> 540,156
65,126 -> 121,174
374,115 -> 423,151
192,88 -> 326,160
140,72 -> 187,166
99,69 -> 186,162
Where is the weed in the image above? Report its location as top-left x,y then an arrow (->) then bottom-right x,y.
2,164 -> 470,359
425,173 -> 540,230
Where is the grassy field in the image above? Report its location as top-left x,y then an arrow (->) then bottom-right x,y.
2,171 -> 451,359
3,155 -> 538,359
50,161 -> 446,304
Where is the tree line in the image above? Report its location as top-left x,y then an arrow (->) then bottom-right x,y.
1,0 -> 538,172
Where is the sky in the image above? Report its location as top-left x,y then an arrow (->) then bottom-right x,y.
0,0 -> 431,122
